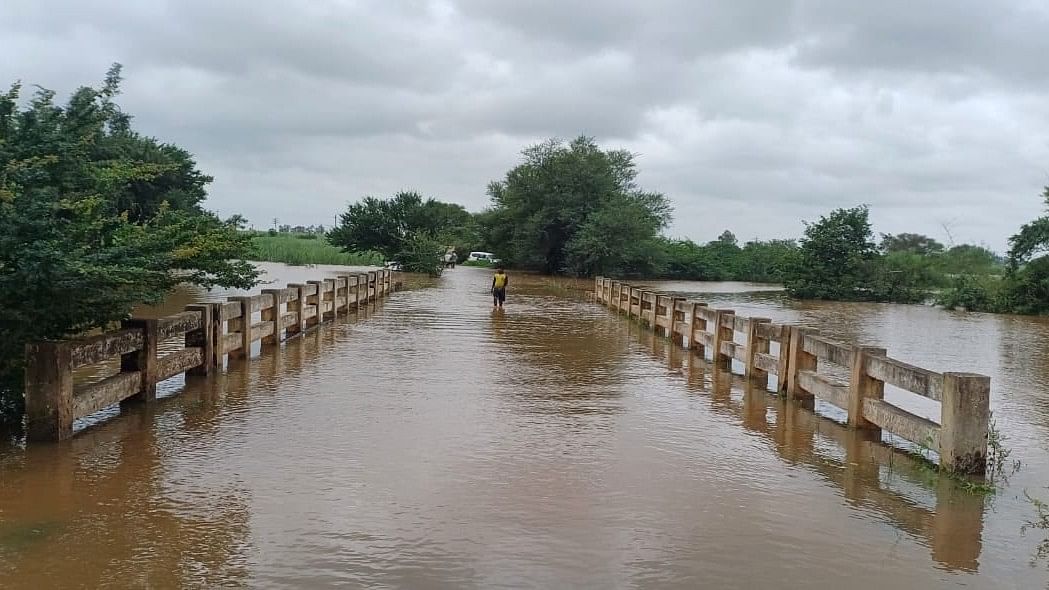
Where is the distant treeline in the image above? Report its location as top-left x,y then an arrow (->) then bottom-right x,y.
326,136 -> 1049,315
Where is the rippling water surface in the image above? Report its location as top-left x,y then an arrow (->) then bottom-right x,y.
1,264 -> 1048,588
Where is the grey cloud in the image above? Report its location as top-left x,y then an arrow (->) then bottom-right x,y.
1,0 -> 1048,251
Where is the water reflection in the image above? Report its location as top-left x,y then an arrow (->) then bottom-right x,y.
632,318 -> 986,573
4,266 -> 1049,587
0,407 -> 252,588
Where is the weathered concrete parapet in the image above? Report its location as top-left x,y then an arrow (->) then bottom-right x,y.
940,373 -> 991,475
591,276 -> 995,475
24,268 -> 399,442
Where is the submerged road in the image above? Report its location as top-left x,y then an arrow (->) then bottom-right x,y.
0,265 -> 1045,588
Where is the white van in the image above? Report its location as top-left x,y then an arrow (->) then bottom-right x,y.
466,251 -> 500,264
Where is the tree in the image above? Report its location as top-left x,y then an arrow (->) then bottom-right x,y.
717,230 -> 738,246
1007,186 -> 1049,270
0,66 -> 258,422
879,233 -> 944,255
563,192 -> 667,277
784,206 -> 876,300
482,136 -> 670,275
397,233 -> 445,276
938,244 -> 1000,276
738,239 -> 797,283
328,191 -> 469,275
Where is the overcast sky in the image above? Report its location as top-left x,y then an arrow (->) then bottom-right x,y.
3,1 -> 1049,250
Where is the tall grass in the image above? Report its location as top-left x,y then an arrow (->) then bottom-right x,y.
249,233 -> 382,266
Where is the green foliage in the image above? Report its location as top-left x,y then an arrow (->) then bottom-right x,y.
0,66 -> 258,423
738,239 -> 798,283
655,236 -> 797,283
562,191 -> 667,277
879,232 -> 945,255
936,274 -> 1003,312
1007,186 -> 1049,269
938,244 -> 1001,276
397,232 -> 444,276
250,233 -> 382,266
784,206 -> 877,300
862,252 -> 939,304
328,191 -> 476,271
482,136 -> 670,275
328,191 -> 427,260
1023,489 -> 1049,565
937,186 -> 1049,315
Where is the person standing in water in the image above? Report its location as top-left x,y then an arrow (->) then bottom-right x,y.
491,268 -> 508,308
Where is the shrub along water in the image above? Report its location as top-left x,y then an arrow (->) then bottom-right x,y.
0,66 -> 258,424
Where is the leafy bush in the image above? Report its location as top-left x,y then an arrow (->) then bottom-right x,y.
397,233 -> 444,276
0,66 -> 258,423
784,206 -> 876,300
936,274 -> 1002,312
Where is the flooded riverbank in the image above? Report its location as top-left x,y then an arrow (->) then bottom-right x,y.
1,264 -> 1047,588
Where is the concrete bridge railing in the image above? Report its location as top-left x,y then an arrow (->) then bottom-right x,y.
25,270 -> 396,442
594,276 -> 992,475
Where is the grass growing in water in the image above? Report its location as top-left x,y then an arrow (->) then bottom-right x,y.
250,233 -> 382,266
903,416 -> 1019,495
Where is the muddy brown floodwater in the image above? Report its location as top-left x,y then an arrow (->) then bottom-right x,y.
2,263 -> 1049,588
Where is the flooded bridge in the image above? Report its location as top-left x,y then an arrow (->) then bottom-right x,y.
2,264 -> 1048,588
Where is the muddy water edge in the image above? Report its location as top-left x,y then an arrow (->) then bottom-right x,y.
0,263 -> 1047,588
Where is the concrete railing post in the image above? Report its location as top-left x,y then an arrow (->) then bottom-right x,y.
688,302 -> 707,354
261,289 -> 285,345
940,372 -> 991,475
25,341 -> 74,441
671,297 -> 686,346
847,345 -> 886,430
655,295 -> 668,336
334,278 -> 348,314
746,317 -> 771,387
776,327 -> 790,394
354,273 -> 365,307
228,296 -> 253,359
120,318 -> 159,404
185,304 -> 213,376
306,281 -> 323,327
287,284 -> 306,337
713,310 -> 735,370
786,326 -> 817,400
210,302 -> 226,368
323,279 -> 336,320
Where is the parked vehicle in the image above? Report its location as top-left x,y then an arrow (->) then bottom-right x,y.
466,251 -> 500,264
383,261 -> 402,271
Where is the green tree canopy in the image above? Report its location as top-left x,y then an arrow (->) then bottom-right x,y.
0,65 -> 258,422
784,205 -> 876,300
328,191 -> 471,274
1007,186 -> 1049,269
483,136 -> 671,275
879,232 -> 945,255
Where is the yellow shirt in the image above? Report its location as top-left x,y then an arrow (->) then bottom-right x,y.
493,273 -> 507,288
